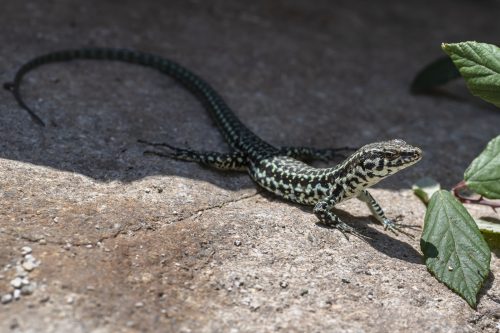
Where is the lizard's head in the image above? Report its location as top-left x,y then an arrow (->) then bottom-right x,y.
356,139 -> 422,179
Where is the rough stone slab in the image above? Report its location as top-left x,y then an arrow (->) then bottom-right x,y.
0,0 -> 499,332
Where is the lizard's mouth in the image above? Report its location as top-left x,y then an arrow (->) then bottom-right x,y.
405,147 -> 423,164
396,144 -> 423,164
385,146 -> 422,170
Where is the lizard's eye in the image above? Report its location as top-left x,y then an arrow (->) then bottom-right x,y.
384,151 -> 400,159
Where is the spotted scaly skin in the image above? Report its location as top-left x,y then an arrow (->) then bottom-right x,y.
6,48 -> 423,235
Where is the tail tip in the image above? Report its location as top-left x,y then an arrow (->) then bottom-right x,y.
3,82 -> 14,91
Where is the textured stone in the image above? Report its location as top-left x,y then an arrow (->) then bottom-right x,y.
0,0 -> 499,332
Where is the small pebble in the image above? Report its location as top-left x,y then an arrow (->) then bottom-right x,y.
234,240 -> 242,246
1,294 -> 12,304
21,285 -> 34,296
279,281 -> 288,289
21,246 -> 32,256
15,265 -> 27,277
307,232 -> 315,242
10,277 -> 22,289
22,261 -> 35,272
300,289 -> 309,296
66,295 -> 75,304
341,278 -> 350,284
40,295 -> 50,303
21,277 -> 30,286
9,319 -> 19,330
13,289 -> 21,300
39,239 -> 47,245
135,301 -> 144,308
86,244 -> 93,249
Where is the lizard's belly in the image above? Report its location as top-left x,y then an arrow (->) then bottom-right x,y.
248,156 -> 332,206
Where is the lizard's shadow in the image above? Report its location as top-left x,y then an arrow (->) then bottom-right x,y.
319,214 -> 423,265
0,61 -> 258,191
261,192 -> 423,265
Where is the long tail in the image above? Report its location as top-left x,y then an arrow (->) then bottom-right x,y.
5,48 -> 274,155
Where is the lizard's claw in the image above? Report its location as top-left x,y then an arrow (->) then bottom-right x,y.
335,222 -> 368,241
383,218 -> 414,239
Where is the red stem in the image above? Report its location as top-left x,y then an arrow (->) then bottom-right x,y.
452,180 -> 500,210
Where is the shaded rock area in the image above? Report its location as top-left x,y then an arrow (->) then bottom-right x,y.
0,0 -> 499,332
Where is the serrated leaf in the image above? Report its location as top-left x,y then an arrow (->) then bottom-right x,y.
421,190 -> 491,308
464,135 -> 500,199
442,41 -> 500,107
412,177 -> 441,204
410,56 -> 461,92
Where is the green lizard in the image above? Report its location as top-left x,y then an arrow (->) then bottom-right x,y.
5,48 -> 422,236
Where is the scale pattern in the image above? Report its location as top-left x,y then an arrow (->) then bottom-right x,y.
6,48 -> 423,235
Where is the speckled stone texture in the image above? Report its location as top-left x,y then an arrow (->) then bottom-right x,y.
0,1 -> 499,332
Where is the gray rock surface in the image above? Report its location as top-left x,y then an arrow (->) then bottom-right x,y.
0,0 -> 499,332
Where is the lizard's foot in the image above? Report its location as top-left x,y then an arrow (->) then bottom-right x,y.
335,221 -> 357,240
314,202 -> 367,240
321,220 -> 366,240
383,218 -> 398,233
337,222 -> 369,240
335,221 -> 356,234
382,218 -> 415,239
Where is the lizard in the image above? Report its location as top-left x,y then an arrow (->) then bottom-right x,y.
4,48 -> 422,236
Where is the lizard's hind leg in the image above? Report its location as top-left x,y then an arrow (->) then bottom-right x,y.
138,140 -> 247,171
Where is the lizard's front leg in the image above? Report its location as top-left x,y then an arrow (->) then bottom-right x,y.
313,189 -> 359,236
357,190 -> 400,234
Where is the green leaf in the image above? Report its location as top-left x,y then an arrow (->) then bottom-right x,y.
464,135 -> 500,199
412,177 -> 441,204
410,56 -> 461,92
442,41 -> 500,107
421,190 -> 491,308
